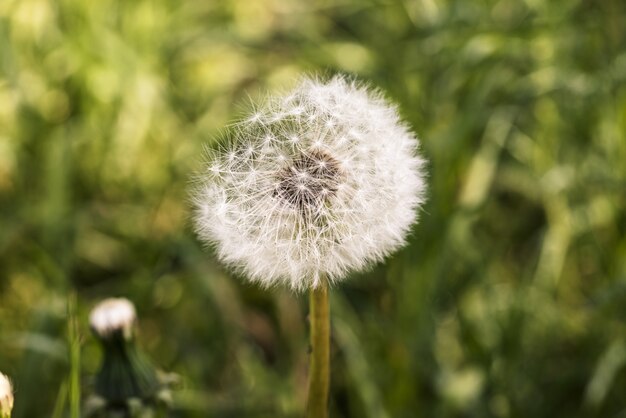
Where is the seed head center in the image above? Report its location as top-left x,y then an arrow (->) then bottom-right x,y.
275,149 -> 342,211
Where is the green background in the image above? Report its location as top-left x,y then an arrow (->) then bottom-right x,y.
1,0 -> 625,416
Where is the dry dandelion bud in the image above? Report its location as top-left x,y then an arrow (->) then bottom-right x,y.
89,298 -> 159,408
0,373 -> 13,418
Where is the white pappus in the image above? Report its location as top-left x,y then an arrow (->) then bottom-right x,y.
89,297 -> 137,339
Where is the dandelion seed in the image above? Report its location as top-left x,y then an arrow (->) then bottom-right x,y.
247,112 -> 262,123
192,75 -> 427,291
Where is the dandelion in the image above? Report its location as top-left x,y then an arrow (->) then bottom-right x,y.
192,75 -> 427,417
89,298 -> 160,412
193,75 -> 426,290
0,373 -> 13,418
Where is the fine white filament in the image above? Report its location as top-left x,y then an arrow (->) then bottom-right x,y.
193,76 -> 426,291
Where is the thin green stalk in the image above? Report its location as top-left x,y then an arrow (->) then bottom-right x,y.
306,278 -> 330,418
68,292 -> 81,418
51,379 -> 68,418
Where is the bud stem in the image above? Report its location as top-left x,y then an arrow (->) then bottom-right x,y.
68,291 -> 81,418
306,278 -> 330,418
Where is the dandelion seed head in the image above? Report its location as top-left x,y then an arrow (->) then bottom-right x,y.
193,75 -> 427,291
0,373 -> 12,416
89,298 -> 136,339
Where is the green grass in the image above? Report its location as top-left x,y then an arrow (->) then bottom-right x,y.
0,0 -> 625,417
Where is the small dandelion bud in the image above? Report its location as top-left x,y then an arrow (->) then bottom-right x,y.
0,373 -> 13,418
192,75 -> 427,291
89,298 -> 159,409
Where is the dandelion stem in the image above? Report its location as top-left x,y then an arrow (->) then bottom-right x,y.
306,278 -> 330,418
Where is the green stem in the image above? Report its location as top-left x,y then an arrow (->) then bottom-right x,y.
50,379 -> 68,418
306,279 -> 330,418
68,292 -> 81,418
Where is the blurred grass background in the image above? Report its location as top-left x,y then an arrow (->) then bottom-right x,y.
1,0 -> 625,417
